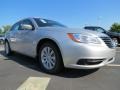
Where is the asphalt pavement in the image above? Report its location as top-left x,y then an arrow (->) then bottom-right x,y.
0,45 -> 120,90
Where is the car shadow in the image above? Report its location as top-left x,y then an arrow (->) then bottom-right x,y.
0,50 -> 99,78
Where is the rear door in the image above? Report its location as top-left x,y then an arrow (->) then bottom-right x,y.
8,22 -> 21,51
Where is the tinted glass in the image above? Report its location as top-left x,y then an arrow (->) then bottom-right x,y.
85,27 -> 105,33
96,28 -> 105,33
34,18 -> 66,27
85,27 -> 96,31
10,23 -> 20,31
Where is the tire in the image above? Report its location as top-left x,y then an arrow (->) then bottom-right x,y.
38,42 -> 63,74
4,41 -> 12,56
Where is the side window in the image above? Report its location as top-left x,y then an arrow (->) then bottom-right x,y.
19,19 -> 35,30
34,18 -> 46,27
10,23 -> 20,31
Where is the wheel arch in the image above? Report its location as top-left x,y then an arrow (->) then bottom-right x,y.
36,38 -> 64,65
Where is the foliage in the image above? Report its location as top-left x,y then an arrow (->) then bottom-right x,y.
0,28 -> 2,34
110,23 -> 120,32
0,25 -> 11,35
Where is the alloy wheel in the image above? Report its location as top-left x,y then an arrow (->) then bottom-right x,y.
41,46 -> 56,70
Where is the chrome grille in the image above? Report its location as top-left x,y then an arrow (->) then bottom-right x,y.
100,37 -> 114,48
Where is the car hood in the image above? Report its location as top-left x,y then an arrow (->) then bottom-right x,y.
38,27 -> 109,38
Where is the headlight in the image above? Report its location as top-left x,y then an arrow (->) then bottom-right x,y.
67,33 -> 101,44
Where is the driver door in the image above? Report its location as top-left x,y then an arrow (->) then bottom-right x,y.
16,19 -> 36,56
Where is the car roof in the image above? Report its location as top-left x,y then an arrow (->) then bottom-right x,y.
84,26 -> 102,28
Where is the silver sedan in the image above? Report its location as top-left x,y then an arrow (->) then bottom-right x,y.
5,18 -> 116,73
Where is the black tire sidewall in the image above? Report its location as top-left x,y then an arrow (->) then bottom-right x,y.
38,42 -> 63,74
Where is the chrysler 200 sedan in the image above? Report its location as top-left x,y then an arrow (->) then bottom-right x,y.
5,18 -> 116,73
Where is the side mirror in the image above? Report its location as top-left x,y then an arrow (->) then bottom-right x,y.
21,24 -> 33,30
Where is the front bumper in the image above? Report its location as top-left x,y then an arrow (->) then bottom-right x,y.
68,57 -> 115,69
61,42 -> 116,69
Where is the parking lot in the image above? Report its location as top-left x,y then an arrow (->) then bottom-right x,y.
0,45 -> 120,90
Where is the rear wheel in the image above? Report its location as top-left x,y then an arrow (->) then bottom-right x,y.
5,41 -> 12,56
38,42 -> 63,74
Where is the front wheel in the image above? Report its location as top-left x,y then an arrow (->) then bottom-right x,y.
38,42 -> 63,74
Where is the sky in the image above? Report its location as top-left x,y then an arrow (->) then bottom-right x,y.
0,0 -> 120,30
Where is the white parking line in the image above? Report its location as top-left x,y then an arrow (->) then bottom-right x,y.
17,77 -> 51,90
107,64 -> 120,67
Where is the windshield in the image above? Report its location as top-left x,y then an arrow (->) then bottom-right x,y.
34,18 -> 66,28
85,27 -> 106,33
95,28 -> 105,33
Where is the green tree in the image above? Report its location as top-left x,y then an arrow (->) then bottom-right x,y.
0,28 -> 2,34
0,25 -> 11,34
110,23 -> 120,32
2,25 -> 11,34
